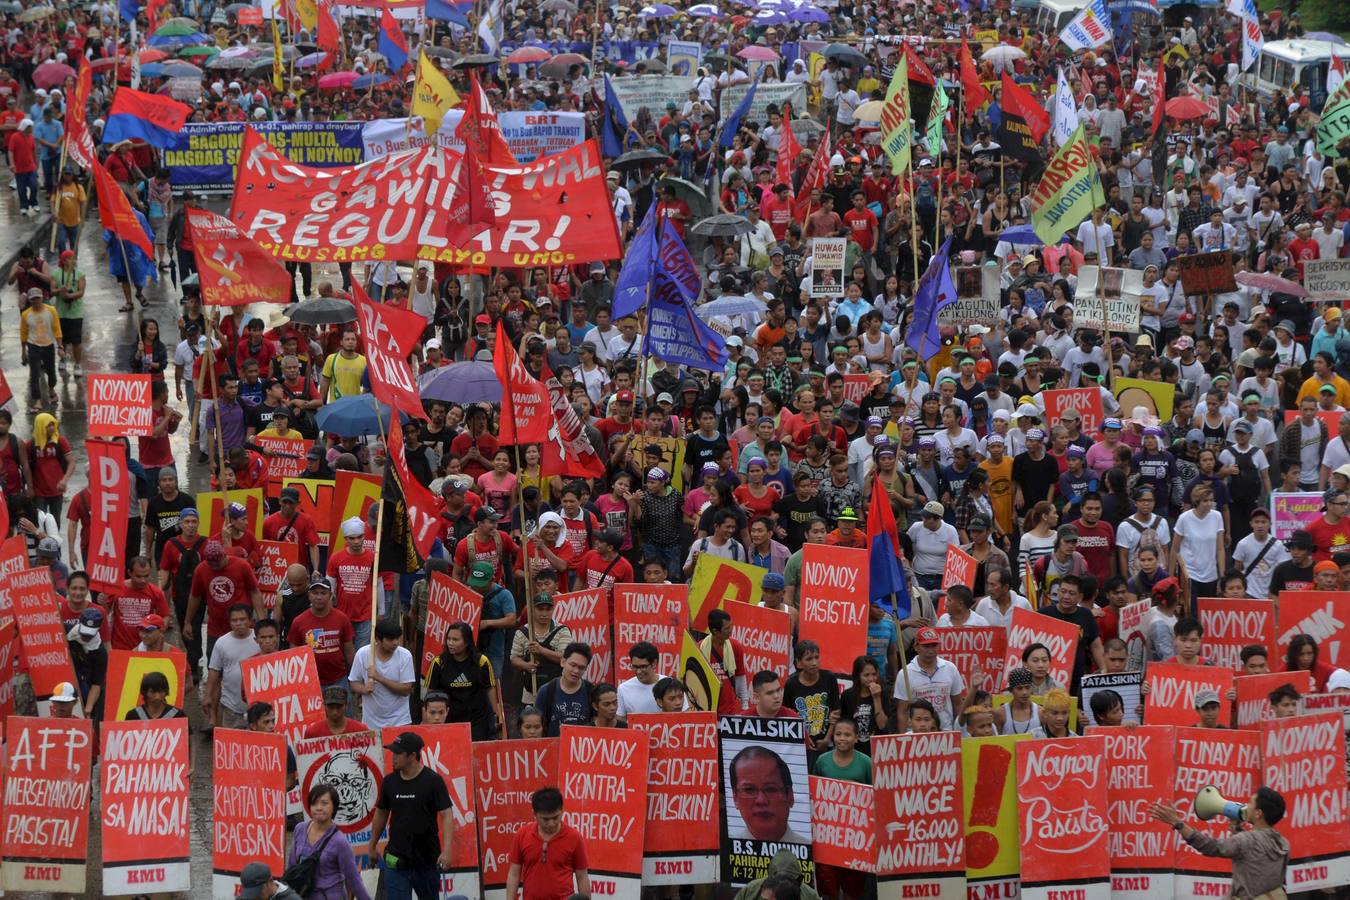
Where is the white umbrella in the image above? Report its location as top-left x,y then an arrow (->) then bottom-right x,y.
981,45 -> 1026,72
696,295 -> 769,319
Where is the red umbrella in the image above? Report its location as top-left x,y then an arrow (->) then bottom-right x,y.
89,55 -> 128,71
1165,95 -> 1210,121
32,61 -> 76,89
504,46 -> 550,64
1235,271 -> 1309,297
139,48 -> 169,63
317,70 -> 358,90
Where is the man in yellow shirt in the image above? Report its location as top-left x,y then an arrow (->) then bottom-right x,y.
19,287 -> 62,413
979,432 -> 1016,539
319,330 -> 366,402
1296,352 -> 1350,410
256,408 -> 304,440
51,168 -> 86,254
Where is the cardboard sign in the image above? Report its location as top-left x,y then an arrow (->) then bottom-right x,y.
1144,662 -> 1233,726
1270,490 -> 1327,541
1073,266 -> 1143,333
1117,599 -> 1150,645
628,712 -> 720,884
101,719 -> 191,894
212,729 -> 287,900
628,435 -> 688,492
282,477 -> 336,546
936,626 -> 1007,694
798,544 -> 869,673
1276,590 -> 1350,669
874,731 -> 965,898
1177,252 -> 1237,296
1042,388 -> 1104,436
380,723 -> 480,899
198,488 -> 266,541
941,544 -> 977,590
559,726 -> 649,899
332,470 -> 382,533
1302,257 -> 1350,299
1,717 -> 93,893
1197,597 -> 1275,671
254,435 -> 312,496
552,588 -> 612,685
1084,725 -> 1176,900
1261,713 -> 1350,890
256,540 -> 299,614
724,600 -> 792,683
613,583 -> 687,681
475,738 -> 559,896
810,776 -> 877,872
1016,736 -> 1111,900
962,734 -> 1028,897
1234,671 -> 1314,728
688,554 -> 767,631
1002,607 -> 1078,690
810,237 -> 847,297
87,438 -> 131,593
420,572 -> 482,677
87,373 -> 153,436
1171,727 -> 1261,898
240,646 -> 324,743
295,731 -> 383,869
103,649 -> 189,722
8,567 -> 77,699
718,715 -> 812,886
940,266 -> 1001,326
1080,671 -> 1143,727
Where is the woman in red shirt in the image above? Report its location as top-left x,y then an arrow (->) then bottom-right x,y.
26,412 -> 72,519
734,457 -> 778,523
138,381 -> 182,484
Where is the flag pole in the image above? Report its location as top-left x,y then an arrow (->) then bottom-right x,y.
203,317 -> 234,549
513,441 -> 538,698
908,162 -> 920,307
47,140 -> 70,254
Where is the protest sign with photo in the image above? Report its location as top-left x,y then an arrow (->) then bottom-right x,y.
1177,252 -> 1237,295
475,737 -> 559,900
420,572 -> 483,676
1,717 -> 93,893
874,731 -> 964,899
810,776 -> 877,872
240,645 -> 324,742
1144,662 -> 1233,726
553,588 -> 613,684
212,729 -> 287,899
941,544 -> 977,590
614,583 -> 687,681
87,437 -> 131,593
87,373 -> 153,436
1080,671 -> 1143,727
1261,712 -> 1350,889
1270,492 -> 1325,541
1197,597 -> 1275,671
629,712 -> 721,884
101,719 -> 191,894
103,648 -> 189,721
810,237 -> 848,297
282,477 -> 337,546
718,715 -> 812,886
256,540 -> 299,615
1043,387 -> 1104,436
1073,266 -> 1143,333
198,487 -> 266,540
688,554 -> 767,630
1172,727 -> 1261,899
962,734 -> 1028,897
1003,607 -> 1078,690
666,39 -> 703,75
936,626 -> 1006,693
798,544 -> 868,673
721,81 -> 806,127
1276,591 -> 1350,669
8,566 -> 77,700
939,266 -> 1000,326
724,599 -> 792,682
1113,377 -> 1174,422
559,726 -> 649,899
1303,258 -> 1350,299
296,730 -> 383,868
1234,671 -> 1314,727
1083,725 -> 1176,900
1117,599 -> 1151,645
1016,736 -> 1111,900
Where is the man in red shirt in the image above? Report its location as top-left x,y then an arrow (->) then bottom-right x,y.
574,530 -> 634,592
1069,494 -> 1116,585
327,516 -> 376,651
106,556 -> 172,651
184,540 -> 263,654
286,575 -> 355,690
1304,489 -> 1350,562
303,685 -> 369,737
263,487 -> 321,572
843,190 -> 879,255
655,182 -> 692,238
760,183 -> 795,241
449,405 -> 498,482
595,389 -> 640,446
453,507 -> 520,586
506,787 -> 591,900
9,118 -> 37,215
1288,221 -> 1321,280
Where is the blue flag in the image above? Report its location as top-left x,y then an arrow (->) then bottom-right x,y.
105,210 -> 159,288
119,0 -> 138,23
426,0 -> 471,25
612,203 -> 657,319
643,222 -> 726,371
601,75 -> 629,159
719,71 -> 761,149
905,235 -> 958,360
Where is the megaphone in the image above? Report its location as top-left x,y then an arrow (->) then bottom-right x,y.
1194,785 -> 1247,823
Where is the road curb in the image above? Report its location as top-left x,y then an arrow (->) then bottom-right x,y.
0,211 -> 55,273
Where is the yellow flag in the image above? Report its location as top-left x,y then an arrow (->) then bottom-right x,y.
680,631 -> 721,713
293,0 -> 318,30
879,53 -> 911,176
412,51 -> 461,137
270,17 -> 284,92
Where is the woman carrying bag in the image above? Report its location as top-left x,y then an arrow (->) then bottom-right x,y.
287,783 -> 371,900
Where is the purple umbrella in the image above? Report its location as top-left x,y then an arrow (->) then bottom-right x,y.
788,4 -> 830,23
639,3 -> 678,16
418,361 -> 503,405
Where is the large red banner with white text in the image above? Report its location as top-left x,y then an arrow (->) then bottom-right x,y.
559,726 -> 649,899
475,738 -> 559,894
420,572 -> 482,677
1172,727 -> 1261,898
87,438 -> 131,594
614,584 -> 687,681
874,731 -> 965,899
1276,591 -> 1350,669
1,717 -> 93,893
1261,713 -> 1350,890
1016,736 -> 1111,900
101,719 -> 192,893
628,712 -> 720,884
1197,597 -> 1275,671
798,544 -> 869,674
553,588 -> 612,684
1085,725 -> 1176,900
1003,607 -> 1078,690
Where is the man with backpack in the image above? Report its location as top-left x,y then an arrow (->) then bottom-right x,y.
1219,420 -> 1271,545
509,592 -> 572,705
158,507 -> 207,679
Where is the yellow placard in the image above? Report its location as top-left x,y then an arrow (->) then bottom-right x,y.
105,650 -> 188,722
1114,376 -> 1175,423
687,554 -> 767,631
962,734 -> 1028,881
628,434 -> 687,492
199,488 -> 266,540
293,0 -> 318,30
679,631 -> 720,712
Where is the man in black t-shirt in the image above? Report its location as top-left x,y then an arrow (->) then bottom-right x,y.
142,470 -> 196,567
1036,574 -> 1106,695
683,407 -> 730,484
1012,428 -> 1061,512
368,731 -> 453,898
783,639 -> 840,751
774,471 -> 827,551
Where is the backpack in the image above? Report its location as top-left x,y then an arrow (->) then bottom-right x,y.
1227,446 -> 1262,505
1121,515 -> 1168,575
168,535 -> 206,601
915,178 -> 936,215
282,377 -> 319,439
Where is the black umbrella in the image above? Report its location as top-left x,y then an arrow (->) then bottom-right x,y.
823,43 -> 868,67
423,45 -> 457,60
287,297 -> 356,325
453,53 -> 499,68
691,213 -> 753,238
611,147 -> 668,169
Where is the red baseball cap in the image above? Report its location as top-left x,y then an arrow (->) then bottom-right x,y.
615,390 -> 635,403
916,627 -> 940,645
474,314 -> 491,326
140,614 -> 167,631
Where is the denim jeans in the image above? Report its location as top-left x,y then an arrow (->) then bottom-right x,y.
383,864 -> 440,900
57,223 -> 78,253
16,171 -> 36,209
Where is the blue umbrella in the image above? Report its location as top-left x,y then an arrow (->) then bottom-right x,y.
696,294 -> 769,319
418,361 -> 502,405
140,62 -> 166,78
147,32 -> 209,48
352,73 -> 391,89
998,225 -> 1043,246
159,61 -> 204,78
315,394 -> 407,437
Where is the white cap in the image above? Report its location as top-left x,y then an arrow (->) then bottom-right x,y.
425,337 -> 442,350
34,88 -> 47,97
51,682 -> 77,703
252,106 -> 266,119
830,153 -> 845,168
18,118 -> 32,130
341,516 -> 366,538
228,80 -> 242,90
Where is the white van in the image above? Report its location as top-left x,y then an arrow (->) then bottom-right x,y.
1242,39 -> 1350,108
1036,0 -> 1091,34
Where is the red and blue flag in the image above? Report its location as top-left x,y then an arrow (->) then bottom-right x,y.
378,9 -> 409,73
868,472 -> 912,618
101,88 -> 190,149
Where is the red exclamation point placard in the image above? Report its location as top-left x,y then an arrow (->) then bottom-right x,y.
966,742 -> 1013,869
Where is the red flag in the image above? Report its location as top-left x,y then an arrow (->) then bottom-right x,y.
1151,55 -> 1167,138
351,282 -> 426,420
385,413 -> 443,559
492,320 -> 554,444
1001,72 -> 1050,143
316,0 -> 341,64
539,362 -> 606,478
450,142 -> 498,233
456,71 -> 518,167
92,161 -> 154,258
186,206 -> 293,306
87,439 -> 131,594
145,0 -> 166,32
776,102 -> 801,191
792,129 -> 831,222
899,42 -> 935,86
960,39 -> 990,113
64,65 -> 98,170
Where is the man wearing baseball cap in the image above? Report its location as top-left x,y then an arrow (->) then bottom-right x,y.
262,485 -> 322,572
368,731 -> 454,896
895,627 -> 966,732
286,575 -> 356,693
237,862 -> 300,899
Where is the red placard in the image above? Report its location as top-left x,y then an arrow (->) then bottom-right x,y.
1,717 -> 93,893
239,646 -> 324,743
1261,713 -> 1350,890
236,7 -> 263,25
842,373 -> 871,405
628,712 -> 720,884
8,567 -> 77,700
256,540 -> 299,615
100,719 -> 191,893
1015,736 -> 1111,900
1144,662 -> 1234,726
0,536 -> 24,621
873,731 -> 965,896
941,544 -> 977,590
1233,671 -> 1314,728
1197,597 -> 1275,671
1043,387 -> 1104,435
381,723 -> 480,898
87,374 -> 153,437
725,599 -> 791,682
810,776 -> 877,872
420,572 -> 482,677
103,649 -> 190,722
1086,725 -> 1176,900
212,729 -> 287,897
558,726 -> 649,896
1276,590 -> 1350,669
86,437 -> 130,593
936,626 -> 1007,693
1002,607 -> 1079,690
185,205 -> 292,306
798,544 -> 868,674
1171,727 -> 1261,897
0,620 -> 18,725
254,435 -> 312,496
475,738 -> 559,893
613,583 -> 687,680
552,588 -> 612,684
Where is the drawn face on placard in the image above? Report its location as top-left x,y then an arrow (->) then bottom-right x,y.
730,747 -> 794,841
307,749 -> 380,832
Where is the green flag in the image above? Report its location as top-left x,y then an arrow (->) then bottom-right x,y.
880,54 -> 911,176
1029,124 -> 1105,245
1318,96 -> 1350,157
927,79 -> 949,158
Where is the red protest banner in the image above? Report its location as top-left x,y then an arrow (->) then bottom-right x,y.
283,477 -> 336,546
0,536 -> 24,621
1003,607 -> 1078,690
1197,597 -> 1275,671
1145,662 -> 1234,726
254,435 -> 312,497
1263,713 -> 1350,889
212,729 -> 287,898
559,726 -> 649,896
475,738 -> 559,893
614,583 -> 687,680
941,544 -> 977,590
1016,736 -> 1112,900
936,626 -> 1007,693
421,572 -> 483,677
1086,725 -> 1176,900
874,731 -> 965,897
384,417 -> 443,559
628,712 -> 720,884
256,540 -> 299,615
1277,590 -> 1350,669
1043,387 -> 1104,435
1234,671 -> 1314,728
355,283 -> 426,420
236,6 -> 262,24
842,373 -> 871,405
101,719 -> 191,893
8,567 -> 77,700
553,588 -> 612,684
1172,727 -> 1261,898
103,648 -> 189,722
725,599 -> 792,682
0,717 -> 93,893
810,776 -> 877,872
0,369 -> 11,410
86,438 -> 130,593
240,646 -> 324,742
0,620 -> 19,724
185,205 -> 293,307
798,544 -> 868,674
87,374 -> 153,437
381,724 -> 480,898
1117,598 -> 1151,645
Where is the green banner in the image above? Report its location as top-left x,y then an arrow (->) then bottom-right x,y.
1318,97 -> 1350,157
927,79 -> 949,158
880,55 -> 912,175
1030,124 -> 1104,244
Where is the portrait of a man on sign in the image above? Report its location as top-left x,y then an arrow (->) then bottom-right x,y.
729,745 -> 806,843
